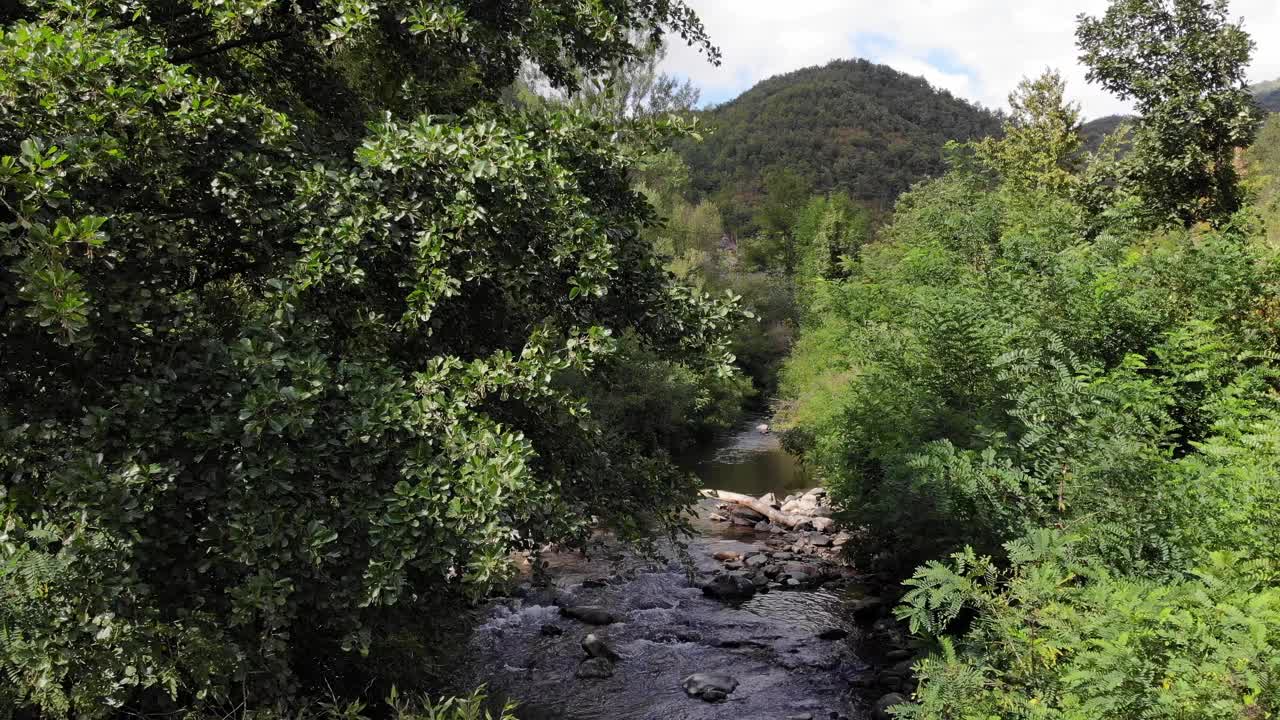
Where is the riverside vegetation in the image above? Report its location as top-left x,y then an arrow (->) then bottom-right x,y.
778,0 -> 1280,717
0,0 -> 746,716
4,0 -> 1280,718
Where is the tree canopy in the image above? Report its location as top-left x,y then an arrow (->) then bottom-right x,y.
0,0 -> 742,715
678,58 -> 1003,228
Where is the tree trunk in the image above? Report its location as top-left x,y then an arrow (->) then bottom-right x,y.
701,489 -> 811,529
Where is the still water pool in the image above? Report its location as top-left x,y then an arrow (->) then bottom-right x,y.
679,412 -> 811,497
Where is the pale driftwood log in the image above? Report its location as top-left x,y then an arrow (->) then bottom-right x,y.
701,489 -> 811,529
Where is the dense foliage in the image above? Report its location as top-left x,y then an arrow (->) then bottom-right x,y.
778,1 -> 1280,716
678,58 -> 1003,230
1078,0 -> 1262,226
0,0 -> 745,715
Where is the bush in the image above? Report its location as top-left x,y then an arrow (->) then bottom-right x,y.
0,0 -> 730,714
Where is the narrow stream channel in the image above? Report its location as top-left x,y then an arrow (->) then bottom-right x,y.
457,413 -> 876,719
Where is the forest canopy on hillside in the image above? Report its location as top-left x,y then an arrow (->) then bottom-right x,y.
679,58 -> 1003,224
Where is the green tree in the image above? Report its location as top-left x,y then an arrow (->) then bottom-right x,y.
0,0 -> 732,715
973,69 -> 1083,195
741,167 -> 812,274
514,31 -> 701,124
1077,0 -> 1262,226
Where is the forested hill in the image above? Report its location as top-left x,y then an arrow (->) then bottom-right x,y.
679,58 -> 1003,217
1252,78 -> 1280,112
1082,79 -> 1280,153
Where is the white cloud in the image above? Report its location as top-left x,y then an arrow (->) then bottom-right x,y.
663,0 -> 1280,120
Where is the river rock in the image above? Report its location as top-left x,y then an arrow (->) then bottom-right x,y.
576,657 -> 614,679
745,553 -> 770,568
760,492 -> 780,507
873,692 -> 907,719
713,550 -> 742,562
702,574 -> 756,601
811,517 -> 836,533
850,597 -> 885,623
559,605 -> 617,625
732,507 -> 767,523
581,633 -> 620,661
708,512 -> 728,522
885,649 -> 914,662
755,520 -> 772,532
817,627 -> 849,641
757,423 -> 770,434
539,624 -> 564,637
681,672 -> 739,702
807,531 -> 833,547
831,531 -> 852,546
783,562 -> 815,582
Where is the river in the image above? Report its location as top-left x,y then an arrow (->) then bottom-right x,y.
455,414 -> 899,719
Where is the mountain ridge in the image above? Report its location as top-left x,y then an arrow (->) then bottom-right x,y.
679,58 -> 1003,226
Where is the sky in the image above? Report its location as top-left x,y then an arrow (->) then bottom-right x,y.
660,0 -> 1280,120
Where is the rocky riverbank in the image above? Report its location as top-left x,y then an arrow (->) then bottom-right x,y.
456,493 -> 921,720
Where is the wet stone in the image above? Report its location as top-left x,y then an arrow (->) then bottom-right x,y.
576,657 -> 614,679
581,633 -> 620,661
681,672 -> 739,702
873,693 -> 907,720
559,605 -> 618,625
702,574 -> 757,601
850,597 -> 885,624
539,624 -> 563,637
807,532 -> 833,547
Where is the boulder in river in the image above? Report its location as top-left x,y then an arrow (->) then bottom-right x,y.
681,672 -> 739,702
702,574 -> 757,601
850,596 -> 885,624
757,423 -> 771,434
576,657 -> 614,679
807,531 -> 833,547
817,627 -> 849,641
559,605 -> 618,625
581,633 -> 620,661
873,692 -> 907,719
